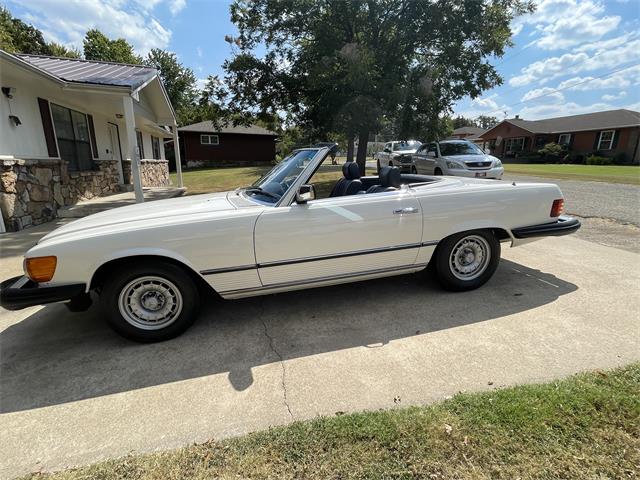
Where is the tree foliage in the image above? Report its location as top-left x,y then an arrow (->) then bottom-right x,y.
83,29 -> 142,64
475,115 -> 499,129
224,0 -> 533,171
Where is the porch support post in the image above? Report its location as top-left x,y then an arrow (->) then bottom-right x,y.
172,122 -> 184,188
122,95 -> 144,203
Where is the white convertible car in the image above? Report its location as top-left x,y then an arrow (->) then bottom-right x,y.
1,146 -> 580,342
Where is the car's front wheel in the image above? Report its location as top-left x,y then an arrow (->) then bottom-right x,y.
100,261 -> 200,342
433,230 -> 500,291
411,165 -> 418,174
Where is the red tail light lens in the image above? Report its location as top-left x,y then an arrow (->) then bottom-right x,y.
550,199 -> 564,217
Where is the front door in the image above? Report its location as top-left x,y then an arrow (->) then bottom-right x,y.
254,191 -> 423,288
107,123 -> 124,183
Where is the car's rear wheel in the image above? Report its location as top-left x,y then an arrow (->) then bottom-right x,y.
100,261 -> 200,342
433,230 -> 500,291
434,167 -> 443,175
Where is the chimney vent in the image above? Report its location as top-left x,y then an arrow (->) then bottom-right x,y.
515,115 -> 520,119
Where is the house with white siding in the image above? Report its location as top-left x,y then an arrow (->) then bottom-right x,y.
0,50 -> 183,232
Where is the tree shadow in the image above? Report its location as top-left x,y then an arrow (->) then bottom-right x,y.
0,259 -> 577,413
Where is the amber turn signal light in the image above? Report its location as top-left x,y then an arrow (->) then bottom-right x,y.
25,256 -> 57,283
550,199 -> 564,218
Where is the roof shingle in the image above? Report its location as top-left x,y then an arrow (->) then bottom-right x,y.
179,121 -> 277,136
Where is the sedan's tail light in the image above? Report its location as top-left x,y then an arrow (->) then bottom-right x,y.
550,199 -> 564,217
25,256 -> 57,283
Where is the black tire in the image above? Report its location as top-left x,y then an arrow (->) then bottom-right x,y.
377,160 -> 381,173
411,165 -> 418,174
99,261 -> 200,342
388,161 -> 393,167
433,230 -> 500,291
434,167 -> 443,175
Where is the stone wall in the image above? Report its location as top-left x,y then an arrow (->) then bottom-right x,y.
0,159 -> 121,231
122,159 -> 170,187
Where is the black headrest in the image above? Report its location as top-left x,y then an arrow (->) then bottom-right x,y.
379,166 -> 402,188
342,161 -> 361,180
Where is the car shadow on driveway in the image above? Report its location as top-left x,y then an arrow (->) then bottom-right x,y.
0,259 -> 577,413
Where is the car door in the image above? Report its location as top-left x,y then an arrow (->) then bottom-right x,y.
412,144 -> 428,173
424,143 -> 439,174
380,142 -> 392,164
253,190 -> 423,288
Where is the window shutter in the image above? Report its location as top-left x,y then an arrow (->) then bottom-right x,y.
37,98 -> 58,157
612,130 -> 620,149
87,114 -> 99,158
593,132 -> 601,150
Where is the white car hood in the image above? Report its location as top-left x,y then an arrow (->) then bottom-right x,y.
40,192 -> 237,245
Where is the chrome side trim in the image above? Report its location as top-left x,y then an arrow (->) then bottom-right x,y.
219,263 -> 428,296
200,241 -> 439,276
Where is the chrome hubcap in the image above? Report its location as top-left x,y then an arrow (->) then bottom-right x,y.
450,235 -> 491,280
118,276 -> 183,330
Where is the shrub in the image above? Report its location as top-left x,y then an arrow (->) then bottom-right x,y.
538,142 -> 564,157
613,151 -> 629,165
586,155 -> 614,165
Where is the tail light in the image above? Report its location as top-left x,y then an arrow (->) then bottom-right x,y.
550,199 -> 564,218
25,256 -> 57,283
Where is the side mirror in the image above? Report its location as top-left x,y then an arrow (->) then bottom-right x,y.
295,184 -> 316,204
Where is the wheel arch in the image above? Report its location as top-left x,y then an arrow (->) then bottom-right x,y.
89,253 -> 217,296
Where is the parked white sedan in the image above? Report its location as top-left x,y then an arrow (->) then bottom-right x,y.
1,146 -> 579,342
412,140 -> 504,179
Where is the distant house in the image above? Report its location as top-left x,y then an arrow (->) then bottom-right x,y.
178,121 -> 278,168
480,109 -> 640,163
0,50 -> 182,232
448,126 -> 487,144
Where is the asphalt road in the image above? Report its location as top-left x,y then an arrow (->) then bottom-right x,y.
504,174 -> 640,253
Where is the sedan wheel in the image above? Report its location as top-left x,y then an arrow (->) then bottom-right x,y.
411,166 -> 418,174
433,230 -> 500,291
100,261 -> 200,342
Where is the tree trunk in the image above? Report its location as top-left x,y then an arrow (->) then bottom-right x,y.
346,136 -> 355,163
356,130 -> 369,176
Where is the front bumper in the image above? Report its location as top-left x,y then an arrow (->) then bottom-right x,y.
447,166 -> 504,179
512,215 -> 581,239
0,275 -> 86,311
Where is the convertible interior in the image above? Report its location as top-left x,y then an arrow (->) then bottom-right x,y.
328,164 -> 436,197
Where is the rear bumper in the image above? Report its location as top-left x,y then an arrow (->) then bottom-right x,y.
0,275 -> 86,311
512,215 -> 581,239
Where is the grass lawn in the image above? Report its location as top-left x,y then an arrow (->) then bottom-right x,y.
504,164 -> 640,185
27,364 -> 640,479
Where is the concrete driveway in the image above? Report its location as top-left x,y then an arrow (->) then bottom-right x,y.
2,231 -> 639,478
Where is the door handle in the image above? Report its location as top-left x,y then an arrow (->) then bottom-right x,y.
393,207 -> 419,214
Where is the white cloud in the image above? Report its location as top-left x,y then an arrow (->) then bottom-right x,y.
512,0 -> 620,51
556,64 -> 640,91
197,47 -> 203,58
602,91 -> 626,101
471,94 -> 500,110
509,39 -> 640,86
521,87 -> 565,103
9,0 -> 179,55
169,0 -> 186,16
516,101 -> 614,120
196,78 -> 207,91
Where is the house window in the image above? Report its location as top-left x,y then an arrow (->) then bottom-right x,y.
558,134 -> 571,145
50,103 -> 94,171
505,137 -> 525,152
201,134 -> 219,145
136,131 -> 145,158
597,130 -> 615,150
151,136 -> 161,160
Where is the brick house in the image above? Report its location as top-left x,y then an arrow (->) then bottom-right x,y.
0,50 -> 183,232
447,126 -> 487,145
178,121 -> 278,168
479,109 -> 640,163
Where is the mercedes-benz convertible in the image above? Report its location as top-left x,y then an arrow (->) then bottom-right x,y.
0,146 -> 580,342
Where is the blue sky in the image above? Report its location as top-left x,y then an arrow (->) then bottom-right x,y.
6,0 -> 640,121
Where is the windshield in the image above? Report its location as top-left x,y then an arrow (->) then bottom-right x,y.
393,140 -> 421,151
439,142 -> 483,156
246,149 -> 317,203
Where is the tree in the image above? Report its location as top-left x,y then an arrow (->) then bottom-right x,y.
48,42 -> 81,59
224,0 -> 533,173
0,6 -> 50,54
145,48 -> 199,125
83,29 -> 142,64
475,115 -> 499,129
452,116 -> 477,129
